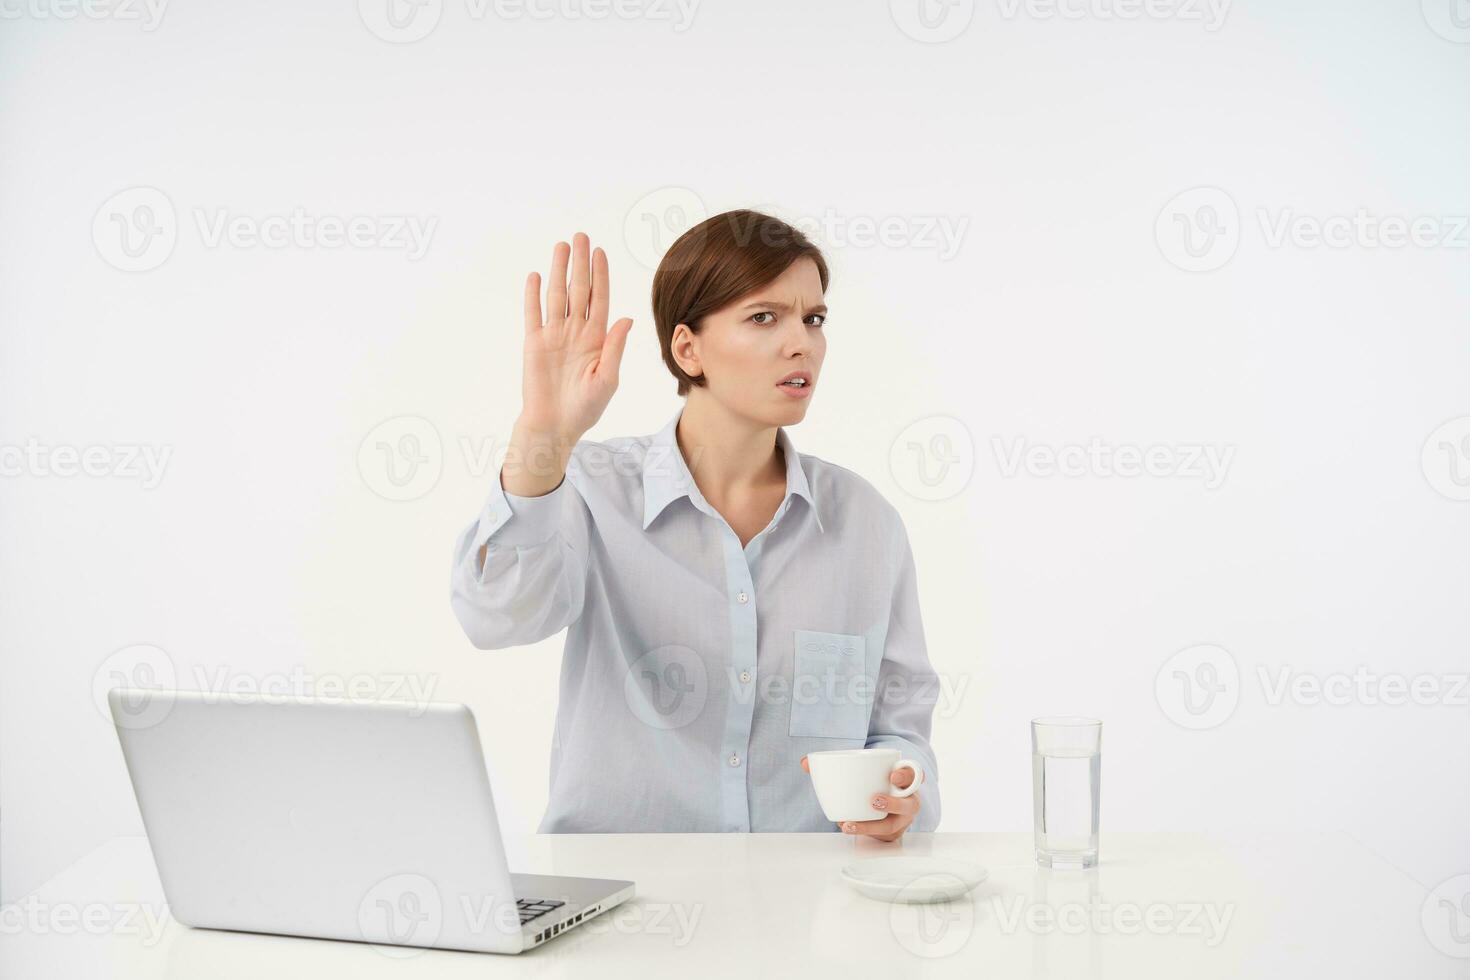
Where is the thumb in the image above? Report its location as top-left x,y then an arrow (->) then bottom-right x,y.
597,318 -> 633,381
800,756 -> 809,773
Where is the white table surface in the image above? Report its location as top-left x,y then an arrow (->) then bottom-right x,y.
2,831 -> 1463,978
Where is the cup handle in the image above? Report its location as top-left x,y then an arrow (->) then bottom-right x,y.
888,759 -> 923,798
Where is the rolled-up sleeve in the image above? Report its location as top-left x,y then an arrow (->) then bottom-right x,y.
449,465 -> 591,650
866,516 -> 942,832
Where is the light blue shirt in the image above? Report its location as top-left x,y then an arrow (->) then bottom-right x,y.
449,404 -> 941,833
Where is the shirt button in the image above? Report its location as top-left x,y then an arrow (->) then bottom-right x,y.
728,753 -> 741,767
737,591 -> 749,604
740,670 -> 751,683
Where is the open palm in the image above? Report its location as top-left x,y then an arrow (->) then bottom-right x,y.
519,232 -> 634,442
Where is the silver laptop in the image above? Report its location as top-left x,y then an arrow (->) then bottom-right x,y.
109,689 -> 634,954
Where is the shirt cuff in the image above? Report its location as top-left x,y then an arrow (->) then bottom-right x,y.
471,472 -> 570,555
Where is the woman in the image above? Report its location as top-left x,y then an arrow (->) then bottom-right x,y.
450,210 -> 940,842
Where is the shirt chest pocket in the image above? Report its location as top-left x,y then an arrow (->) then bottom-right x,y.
788,629 -> 872,740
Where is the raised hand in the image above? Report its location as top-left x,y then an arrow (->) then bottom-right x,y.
502,232 -> 634,497
518,232 -> 634,444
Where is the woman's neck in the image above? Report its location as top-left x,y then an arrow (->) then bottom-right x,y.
675,392 -> 786,502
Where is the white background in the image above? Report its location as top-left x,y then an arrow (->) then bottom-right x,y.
2,0 -> 1468,910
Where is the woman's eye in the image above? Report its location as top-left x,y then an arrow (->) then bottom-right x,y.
750,311 -> 823,326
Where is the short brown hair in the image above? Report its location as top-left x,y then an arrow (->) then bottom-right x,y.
651,209 -> 830,396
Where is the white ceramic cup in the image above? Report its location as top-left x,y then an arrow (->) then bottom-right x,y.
806,748 -> 923,823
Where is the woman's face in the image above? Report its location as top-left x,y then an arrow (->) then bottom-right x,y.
673,256 -> 827,428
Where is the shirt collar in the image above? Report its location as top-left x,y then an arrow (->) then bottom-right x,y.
641,404 -> 824,533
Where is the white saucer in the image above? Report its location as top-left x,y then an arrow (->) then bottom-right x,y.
839,856 -> 989,904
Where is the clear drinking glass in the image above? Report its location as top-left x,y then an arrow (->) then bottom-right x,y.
1031,717 -> 1102,869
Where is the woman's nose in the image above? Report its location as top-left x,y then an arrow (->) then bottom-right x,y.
782,318 -> 814,356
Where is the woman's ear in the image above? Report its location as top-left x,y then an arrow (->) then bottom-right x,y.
671,323 -> 703,380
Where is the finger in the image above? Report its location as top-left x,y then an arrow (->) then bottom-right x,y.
588,246 -> 610,329
523,272 -> 543,334
841,815 -> 905,837
872,793 -> 919,818
800,756 -> 809,773
546,241 -> 570,326
568,232 -> 591,322
890,768 -> 915,791
595,317 -> 633,382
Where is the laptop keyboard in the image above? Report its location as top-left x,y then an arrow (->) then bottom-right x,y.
516,898 -> 566,926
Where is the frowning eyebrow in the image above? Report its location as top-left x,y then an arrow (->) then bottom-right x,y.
739,299 -> 828,315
